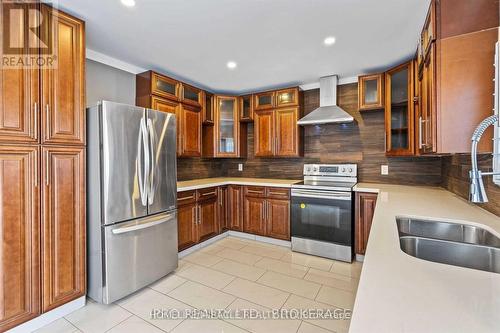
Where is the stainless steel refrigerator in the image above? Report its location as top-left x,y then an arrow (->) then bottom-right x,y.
87,101 -> 178,304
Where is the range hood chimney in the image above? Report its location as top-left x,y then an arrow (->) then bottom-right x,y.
297,75 -> 354,125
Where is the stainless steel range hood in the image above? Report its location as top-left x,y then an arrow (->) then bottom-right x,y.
298,75 -> 354,125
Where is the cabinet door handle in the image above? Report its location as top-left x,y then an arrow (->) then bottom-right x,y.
418,116 -> 423,149
45,104 -> 50,139
45,151 -> 49,186
33,102 -> 38,137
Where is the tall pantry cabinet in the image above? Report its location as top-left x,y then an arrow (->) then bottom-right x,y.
0,3 -> 86,331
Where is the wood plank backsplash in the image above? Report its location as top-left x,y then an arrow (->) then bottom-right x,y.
441,153 -> 500,216
221,84 -> 443,185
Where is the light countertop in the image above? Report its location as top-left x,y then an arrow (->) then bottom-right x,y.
177,177 -> 300,192
349,183 -> 500,333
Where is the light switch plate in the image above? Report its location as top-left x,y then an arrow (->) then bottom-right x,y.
238,163 -> 243,171
381,165 -> 389,175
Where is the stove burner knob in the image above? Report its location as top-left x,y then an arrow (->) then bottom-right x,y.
349,168 -> 353,173
313,166 -> 318,172
341,168 -> 346,173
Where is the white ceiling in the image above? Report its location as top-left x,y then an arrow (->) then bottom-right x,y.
58,0 -> 430,94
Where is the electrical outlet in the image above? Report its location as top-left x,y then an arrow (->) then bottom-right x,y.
381,165 -> 389,175
238,163 -> 243,171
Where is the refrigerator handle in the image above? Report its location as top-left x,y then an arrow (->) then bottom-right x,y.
147,118 -> 155,205
138,118 -> 149,207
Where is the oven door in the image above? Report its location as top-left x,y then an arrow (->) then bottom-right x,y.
291,189 -> 352,246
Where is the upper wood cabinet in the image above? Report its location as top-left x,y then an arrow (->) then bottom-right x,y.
239,95 -> 254,122
385,61 -> 415,156
202,95 -> 247,158
254,107 -> 302,157
276,88 -> 299,108
151,72 -> 180,101
0,2 -> 40,144
0,146 -> 40,332
355,192 -> 378,255
151,95 -> 179,115
254,91 -> 275,111
202,91 -> 215,125
181,83 -> 203,107
41,146 -> 85,312
420,1 -> 436,56
178,104 -> 202,157
417,45 -> 437,154
358,74 -> 384,111
41,5 -> 85,145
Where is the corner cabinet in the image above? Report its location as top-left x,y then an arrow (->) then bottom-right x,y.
385,62 -> 415,156
137,71 -> 202,157
202,95 -> 247,158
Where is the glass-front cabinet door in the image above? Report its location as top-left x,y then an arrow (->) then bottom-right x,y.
385,62 -> 414,156
202,92 -> 214,125
254,91 -> 275,110
181,83 -> 202,107
216,96 -> 239,157
239,95 -> 253,122
358,74 -> 384,110
276,88 -> 298,107
151,72 -> 180,101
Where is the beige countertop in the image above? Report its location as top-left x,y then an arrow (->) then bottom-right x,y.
349,183 -> 500,333
177,177 -> 301,191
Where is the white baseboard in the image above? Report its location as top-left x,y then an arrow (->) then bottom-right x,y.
228,231 -> 291,248
7,296 -> 86,333
355,254 -> 365,262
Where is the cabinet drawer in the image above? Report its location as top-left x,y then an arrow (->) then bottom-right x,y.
177,190 -> 196,206
245,186 -> 266,198
266,187 -> 290,199
197,187 -> 218,201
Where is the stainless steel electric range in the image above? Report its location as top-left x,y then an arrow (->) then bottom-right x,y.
291,164 -> 357,262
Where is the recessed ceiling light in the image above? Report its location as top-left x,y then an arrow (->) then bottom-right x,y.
226,61 -> 237,70
323,36 -> 336,46
121,0 -> 136,7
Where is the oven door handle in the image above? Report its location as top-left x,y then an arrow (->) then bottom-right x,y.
291,190 -> 352,201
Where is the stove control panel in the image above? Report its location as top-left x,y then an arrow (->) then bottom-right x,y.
303,164 -> 357,177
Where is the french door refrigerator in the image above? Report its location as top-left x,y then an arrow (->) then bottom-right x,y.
87,101 -> 178,304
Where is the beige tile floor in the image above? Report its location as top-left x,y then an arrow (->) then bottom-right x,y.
34,236 -> 362,333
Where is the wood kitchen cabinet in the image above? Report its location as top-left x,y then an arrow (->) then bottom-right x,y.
0,146 -> 40,332
41,146 -> 86,312
178,104 -> 202,157
355,192 -> 378,255
218,186 -> 229,231
197,187 -> 219,241
385,61 -> 415,156
0,2 -> 40,144
239,95 -> 254,122
243,186 -> 291,240
254,107 -> 302,157
41,5 -> 86,145
254,91 -> 275,110
202,95 -> 247,158
228,185 -> 243,231
137,71 -> 202,157
177,191 -> 198,251
358,74 -> 384,111
417,44 -> 436,154
202,91 -> 215,125
276,88 -> 299,108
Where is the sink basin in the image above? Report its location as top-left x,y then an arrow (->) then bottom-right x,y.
397,217 -> 500,247
396,217 -> 500,274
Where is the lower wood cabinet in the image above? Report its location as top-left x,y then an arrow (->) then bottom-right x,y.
41,146 -> 86,312
218,186 -> 229,231
244,196 -> 267,235
355,192 -> 378,255
243,186 -> 291,240
177,187 -> 220,251
0,146 -> 40,332
266,199 -> 290,240
228,185 -> 243,231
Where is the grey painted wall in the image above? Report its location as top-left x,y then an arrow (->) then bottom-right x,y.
86,59 -> 136,107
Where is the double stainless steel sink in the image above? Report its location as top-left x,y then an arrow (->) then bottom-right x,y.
396,217 -> 500,274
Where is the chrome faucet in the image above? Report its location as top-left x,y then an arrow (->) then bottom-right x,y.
469,114 -> 500,203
